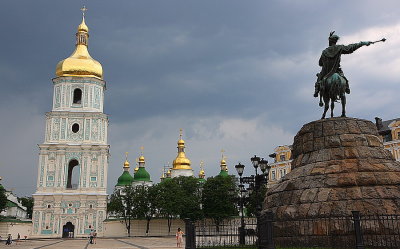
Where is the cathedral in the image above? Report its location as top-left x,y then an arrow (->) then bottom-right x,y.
32,10 -> 109,238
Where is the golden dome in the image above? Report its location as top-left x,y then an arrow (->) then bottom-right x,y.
199,169 -> 205,177
139,155 -> 145,163
173,154 -> 192,170
55,15 -> 103,79
173,133 -> 192,170
134,166 -> 139,173
77,16 -> 89,32
124,160 -> 130,168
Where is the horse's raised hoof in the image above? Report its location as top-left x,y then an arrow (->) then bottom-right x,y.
345,88 -> 350,94
314,93 -> 318,97
319,102 -> 323,107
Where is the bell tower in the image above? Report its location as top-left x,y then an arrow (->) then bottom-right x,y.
32,7 -> 109,238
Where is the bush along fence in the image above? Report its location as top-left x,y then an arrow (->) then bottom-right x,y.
185,211 -> 400,249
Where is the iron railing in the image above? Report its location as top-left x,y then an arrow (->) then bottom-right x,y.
187,212 -> 400,249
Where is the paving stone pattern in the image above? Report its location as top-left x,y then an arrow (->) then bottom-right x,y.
264,117 -> 400,218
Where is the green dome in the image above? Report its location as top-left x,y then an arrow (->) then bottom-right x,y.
218,170 -> 229,177
116,171 -> 134,186
198,178 -> 206,183
133,167 -> 151,182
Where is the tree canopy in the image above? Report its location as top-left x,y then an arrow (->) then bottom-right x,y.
202,175 -> 238,225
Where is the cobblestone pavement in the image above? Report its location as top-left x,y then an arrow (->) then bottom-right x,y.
0,237 -> 178,249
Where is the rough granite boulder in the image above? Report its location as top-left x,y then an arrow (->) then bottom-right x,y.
263,117 -> 400,218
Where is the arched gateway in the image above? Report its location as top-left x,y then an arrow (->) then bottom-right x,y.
62,222 -> 75,238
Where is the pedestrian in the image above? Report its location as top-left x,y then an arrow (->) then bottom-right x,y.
5,234 -> 12,245
176,228 -> 184,248
93,230 -> 97,244
89,229 -> 94,244
16,233 -> 20,245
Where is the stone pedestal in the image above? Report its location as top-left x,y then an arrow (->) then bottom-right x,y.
264,117 -> 400,218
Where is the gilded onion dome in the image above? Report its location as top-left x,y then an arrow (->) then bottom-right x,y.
198,161 -> 206,183
219,152 -> 229,177
55,12 -> 103,79
172,131 -> 192,170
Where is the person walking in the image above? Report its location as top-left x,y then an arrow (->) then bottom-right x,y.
176,228 -> 184,248
89,230 -> 94,244
5,234 -> 12,245
93,230 -> 97,244
16,233 -> 20,245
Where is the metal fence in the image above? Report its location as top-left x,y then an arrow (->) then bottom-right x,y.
190,217 -> 257,248
186,211 -> 400,249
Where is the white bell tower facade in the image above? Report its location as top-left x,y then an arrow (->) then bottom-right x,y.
32,9 -> 109,238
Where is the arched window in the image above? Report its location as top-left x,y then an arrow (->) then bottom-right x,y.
66,159 -> 80,189
72,123 -> 79,133
73,88 -> 82,104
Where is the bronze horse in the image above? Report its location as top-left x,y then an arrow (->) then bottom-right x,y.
319,73 -> 347,119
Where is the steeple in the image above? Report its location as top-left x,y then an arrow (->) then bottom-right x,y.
133,147 -> 151,183
219,149 -> 229,177
172,129 -> 192,170
55,6 -> 103,79
198,161 -> 206,183
116,152 -> 134,186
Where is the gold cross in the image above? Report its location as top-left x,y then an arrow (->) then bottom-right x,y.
140,146 -> 144,155
221,149 -> 225,159
125,152 -> 129,161
200,160 -> 204,169
179,128 -> 183,139
81,6 -> 88,17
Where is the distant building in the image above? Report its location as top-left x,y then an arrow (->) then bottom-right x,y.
268,145 -> 292,186
0,179 -> 27,219
375,117 -> 400,161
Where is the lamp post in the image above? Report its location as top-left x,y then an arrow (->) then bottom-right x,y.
235,162 -> 246,245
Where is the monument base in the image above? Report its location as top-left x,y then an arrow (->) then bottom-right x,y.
264,117 -> 400,218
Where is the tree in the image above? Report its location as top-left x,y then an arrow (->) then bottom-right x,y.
173,176 -> 203,221
0,185 -> 7,218
202,175 -> 238,231
18,197 -> 33,219
156,176 -> 203,233
155,179 -> 182,233
108,186 -> 136,237
130,185 -> 158,235
245,184 -> 267,217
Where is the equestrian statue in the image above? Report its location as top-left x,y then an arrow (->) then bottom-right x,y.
314,31 -> 385,119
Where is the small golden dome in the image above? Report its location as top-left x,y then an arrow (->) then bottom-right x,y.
124,160 -> 130,167
178,139 -> 185,147
139,155 -> 145,163
55,15 -> 103,79
134,166 -> 139,173
77,16 -> 89,32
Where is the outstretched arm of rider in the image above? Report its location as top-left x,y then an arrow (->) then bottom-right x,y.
341,41 -> 372,54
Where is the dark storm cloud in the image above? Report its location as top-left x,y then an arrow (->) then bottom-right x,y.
1,0 -> 400,195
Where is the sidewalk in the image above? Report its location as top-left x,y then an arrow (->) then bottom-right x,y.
0,237 -> 178,249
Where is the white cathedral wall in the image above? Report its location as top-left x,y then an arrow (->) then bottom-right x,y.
171,169 -> 194,178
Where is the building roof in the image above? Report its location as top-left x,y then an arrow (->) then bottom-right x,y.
116,171 -> 134,186
375,117 -> 400,136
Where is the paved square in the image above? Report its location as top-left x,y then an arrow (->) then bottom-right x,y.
0,237 -> 178,249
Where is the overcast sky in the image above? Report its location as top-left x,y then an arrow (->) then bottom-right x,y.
1,0 -> 399,196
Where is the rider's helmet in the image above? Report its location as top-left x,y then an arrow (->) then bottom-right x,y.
329,31 -> 339,45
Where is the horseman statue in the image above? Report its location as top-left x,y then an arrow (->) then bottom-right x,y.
314,31 -> 385,119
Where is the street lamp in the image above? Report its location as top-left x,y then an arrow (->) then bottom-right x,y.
235,162 -> 246,245
251,155 -> 260,174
